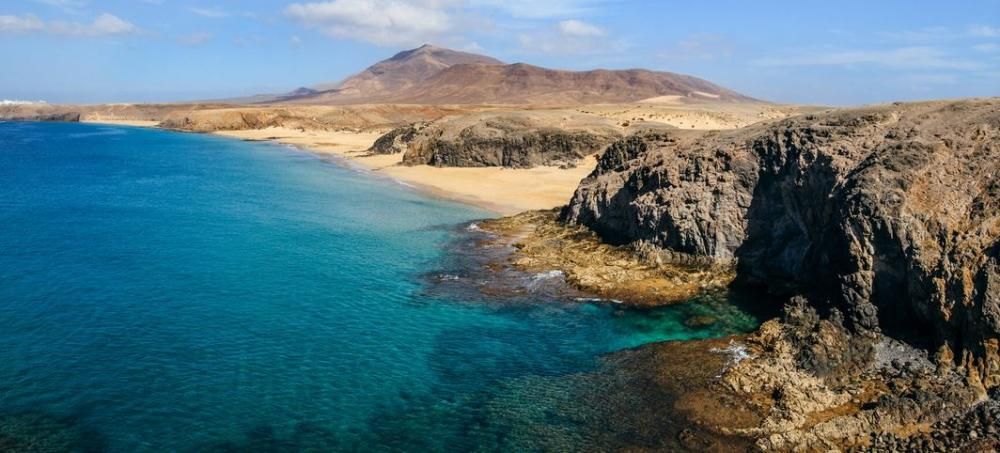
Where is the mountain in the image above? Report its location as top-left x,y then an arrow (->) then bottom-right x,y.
277,44 -> 759,105
306,44 -> 505,103
210,87 -> 320,105
381,63 -> 756,104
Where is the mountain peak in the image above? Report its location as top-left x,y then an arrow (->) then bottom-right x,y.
310,44 -> 505,96
290,45 -> 758,105
387,44 -> 499,63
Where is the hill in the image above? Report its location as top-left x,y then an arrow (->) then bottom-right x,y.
279,45 -> 759,105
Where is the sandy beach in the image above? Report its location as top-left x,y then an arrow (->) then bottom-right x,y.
76,98 -> 816,216
81,119 -> 161,128
84,121 -> 591,215
214,127 -> 593,215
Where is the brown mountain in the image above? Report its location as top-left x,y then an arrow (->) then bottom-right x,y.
281,45 -> 759,105
304,44 -> 504,103
384,62 -> 756,104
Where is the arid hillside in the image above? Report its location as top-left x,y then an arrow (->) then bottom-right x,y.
276,44 -> 759,105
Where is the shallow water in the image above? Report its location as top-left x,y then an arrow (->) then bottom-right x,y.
0,122 -> 760,451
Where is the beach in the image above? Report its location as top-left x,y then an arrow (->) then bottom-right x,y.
84,121 -> 594,215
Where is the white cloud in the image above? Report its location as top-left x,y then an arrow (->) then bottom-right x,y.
969,25 -> 1000,38
53,13 -> 137,36
518,18 -> 620,55
974,43 -> 1000,53
290,35 -> 303,46
753,46 -> 983,71
660,33 -> 734,61
0,13 -> 138,37
189,7 -> 231,18
285,0 -> 455,46
178,31 -> 212,46
880,26 -> 954,43
462,41 -> 485,52
557,19 -> 603,37
0,14 -> 45,33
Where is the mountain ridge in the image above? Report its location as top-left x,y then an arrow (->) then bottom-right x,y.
277,44 -> 761,105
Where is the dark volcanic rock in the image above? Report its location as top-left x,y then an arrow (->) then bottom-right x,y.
562,99 -> 1000,387
372,112 -> 623,168
0,111 -> 80,122
369,122 -> 428,154
403,126 -> 617,168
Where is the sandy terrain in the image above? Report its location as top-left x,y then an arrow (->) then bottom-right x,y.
77,100 -> 817,216
214,127 -> 591,214
78,120 -> 587,214
81,119 -> 161,127
575,102 -> 818,130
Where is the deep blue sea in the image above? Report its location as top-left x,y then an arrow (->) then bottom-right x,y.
0,122 -> 760,451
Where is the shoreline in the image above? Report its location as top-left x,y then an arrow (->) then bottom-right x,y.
82,119 -> 592,216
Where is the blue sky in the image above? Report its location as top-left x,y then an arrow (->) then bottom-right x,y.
1,0 -> 997,105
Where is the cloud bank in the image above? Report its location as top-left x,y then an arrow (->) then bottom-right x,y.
0,12 -> 137,37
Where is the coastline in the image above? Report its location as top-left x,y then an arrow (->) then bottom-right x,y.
82,120 -> 590,216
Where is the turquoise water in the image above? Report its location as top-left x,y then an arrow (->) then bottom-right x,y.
0,122 -> 759,451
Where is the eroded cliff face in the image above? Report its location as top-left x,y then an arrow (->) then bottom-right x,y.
370,112 -> 623,168
562,99 -> 1000,387
0,107 -> 81,122
369,122 -> 429,154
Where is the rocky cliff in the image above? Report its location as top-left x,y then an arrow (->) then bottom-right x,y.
371,112 -> 623,168
562,99 -> 1000,387
0,105 -> 81,122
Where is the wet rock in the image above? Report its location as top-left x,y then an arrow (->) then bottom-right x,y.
477,210 -> 735,306
684,315 -> 717,328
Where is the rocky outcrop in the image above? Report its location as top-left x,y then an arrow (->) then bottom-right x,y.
562,99 -> 1000,387
0,108 -> 80,122
402,126 -> 618,168
476,210 -> 735,306
159,109 -> 325,132
695,299 -> 983,451
369,122 -> 428,154
154,105 -> 464,133
370,112 -> 623,168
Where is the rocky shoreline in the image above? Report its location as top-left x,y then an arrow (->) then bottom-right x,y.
465,99 -> 1000,450
472,211 -> 998,450
6,97 -> 998,450
475,210 -> 736,306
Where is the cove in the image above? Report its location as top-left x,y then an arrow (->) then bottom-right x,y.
0,122 -> 759,451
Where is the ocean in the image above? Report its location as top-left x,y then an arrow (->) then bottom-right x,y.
0,122 -> 759,451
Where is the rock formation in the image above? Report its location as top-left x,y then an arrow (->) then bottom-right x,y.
0,106 -> 80,122
562,99 -> 1000,389
369,122 -> 429,155
371,112 -> 623,168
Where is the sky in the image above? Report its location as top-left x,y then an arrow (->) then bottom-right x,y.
0,0 -> 997,105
